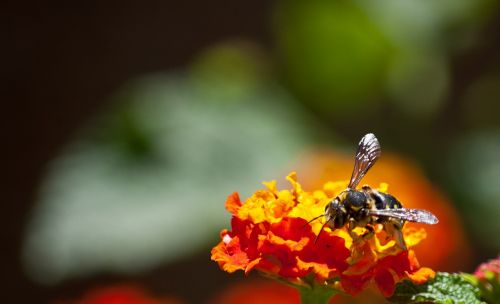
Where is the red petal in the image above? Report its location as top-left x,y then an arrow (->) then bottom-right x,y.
340,274 -> 371,296
377,251 -> 412,277
228,217 -> 270,261
258,240 -> 309,278
300,232 -> 350,273
270,217 -> 316,242
374,268 -> 396,297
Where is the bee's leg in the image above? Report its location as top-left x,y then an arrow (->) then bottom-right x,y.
394,228 -> 407,251
360,225 -> 375,240
384,220 -> 407,250
347,218 -> 360,241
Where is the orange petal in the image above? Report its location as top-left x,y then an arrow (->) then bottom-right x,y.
244,258 -> 262,274
406,249 -> 421,272
296,259 -> 332,280
261,231 -> 310,252
406,267 -> 435,284
225,192 -> 242,215
211,237 -> 249,273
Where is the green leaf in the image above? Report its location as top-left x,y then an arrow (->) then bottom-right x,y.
389,272 -> 485,304
296,284 -> 338,304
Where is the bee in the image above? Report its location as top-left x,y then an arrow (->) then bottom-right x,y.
310,133 -> 438,250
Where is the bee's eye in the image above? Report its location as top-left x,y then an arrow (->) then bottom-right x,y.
325,199 -> 338,213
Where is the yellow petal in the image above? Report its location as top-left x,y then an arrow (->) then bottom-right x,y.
286,172 -> 303,194
403,227 -> 427,248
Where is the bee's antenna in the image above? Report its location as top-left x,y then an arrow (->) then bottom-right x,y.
301,214 -> 325,231
314,219 -> 330,244
306,214 -> 324,225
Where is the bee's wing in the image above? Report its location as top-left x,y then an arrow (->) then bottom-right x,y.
348,133 -> 381,189
368,208 -> 439,224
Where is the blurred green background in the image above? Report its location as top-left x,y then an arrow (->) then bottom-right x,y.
4,0 -> 500,303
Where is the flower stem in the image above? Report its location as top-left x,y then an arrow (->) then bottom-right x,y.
297,285 -> 337,304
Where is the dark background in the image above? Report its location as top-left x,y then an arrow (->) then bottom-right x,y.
4,2 -> 270,302
3,1 -> 500,303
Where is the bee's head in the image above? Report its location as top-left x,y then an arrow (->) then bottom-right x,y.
324,198 -> 346,229
324,198 -> 339,216
313,198 -> 347,243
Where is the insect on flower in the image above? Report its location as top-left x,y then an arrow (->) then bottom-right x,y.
309,133 -> 439,250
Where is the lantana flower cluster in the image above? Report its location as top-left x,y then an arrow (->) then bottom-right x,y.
211,173 -> 434,297
474,257 -> 500,281
473,256 -> 500,303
